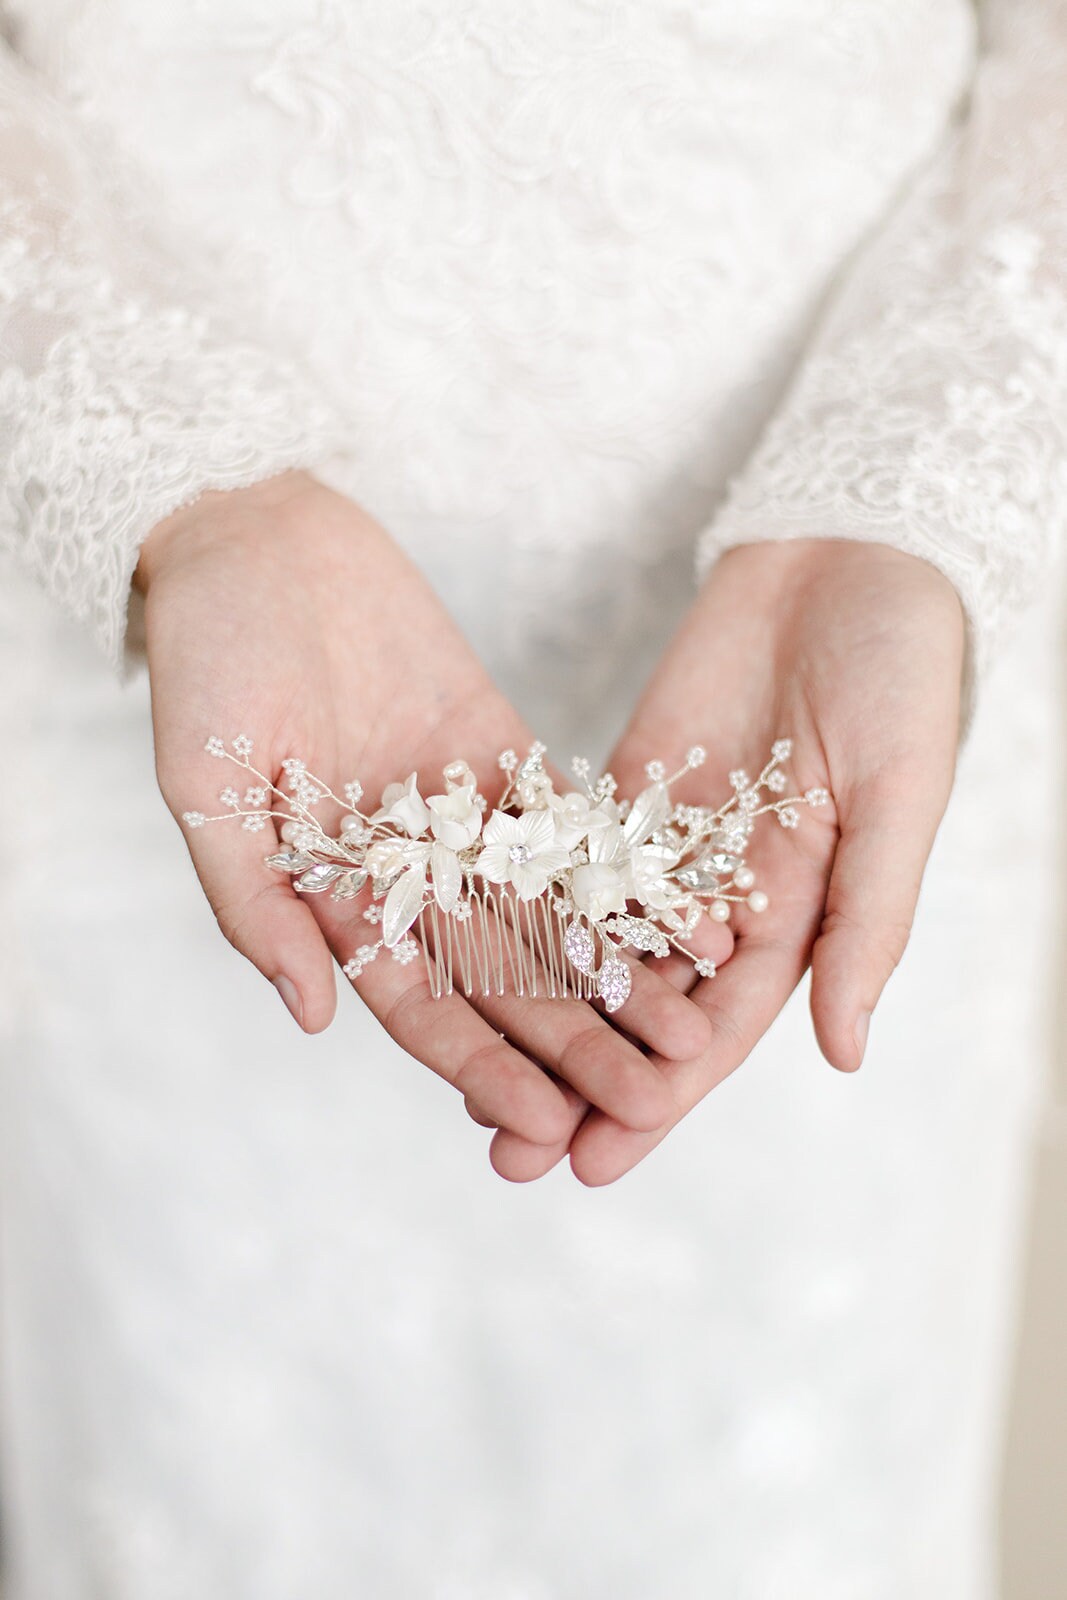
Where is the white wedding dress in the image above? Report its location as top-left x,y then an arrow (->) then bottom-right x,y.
0,3 -> 1065,1596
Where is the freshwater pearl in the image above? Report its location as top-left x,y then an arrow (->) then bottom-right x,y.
747,890 -> 769,913
341,813 -> 363,834
709,899 -> 731,922
733,866 -> 755,891
280,821 -> 300,844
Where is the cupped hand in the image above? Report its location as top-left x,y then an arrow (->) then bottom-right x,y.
485,538 -> 965,1185
137,472 -> 712,1146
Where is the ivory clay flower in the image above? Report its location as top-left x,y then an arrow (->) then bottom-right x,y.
547,790 -> 617,851
570,862 -> 628,922
371,773 -> 430,837
475,808 -> 570,900
426,783 -> 483,850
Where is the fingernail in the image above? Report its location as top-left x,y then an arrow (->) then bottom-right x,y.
853,1010 -> 871,1064
274,975 -> 304,1029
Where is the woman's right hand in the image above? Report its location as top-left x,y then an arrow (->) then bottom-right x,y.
136,471 -> 712,1149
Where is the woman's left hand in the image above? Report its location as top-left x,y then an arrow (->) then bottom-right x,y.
479,538 -> 966,1185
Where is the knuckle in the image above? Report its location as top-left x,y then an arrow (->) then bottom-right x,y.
382,979 -> 431,1042
455,1040 -> 510,1097
558,1023 -> 609,1079
822,905 -> 913,973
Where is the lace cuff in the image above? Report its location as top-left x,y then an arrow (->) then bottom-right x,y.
694,0 -> 1067,745
0,41 -> 346,674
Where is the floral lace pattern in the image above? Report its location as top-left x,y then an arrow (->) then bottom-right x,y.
697,0 -> 1067,738
1,0 -> 978,696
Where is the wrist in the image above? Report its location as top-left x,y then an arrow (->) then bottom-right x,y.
132,469 -> 320,594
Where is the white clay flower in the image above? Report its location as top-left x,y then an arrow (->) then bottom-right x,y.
547,791 -> 618,851
570,862 -> 629,923
426,783 -> 483,850
625,842 -> 683,912
371,773 -> 431,837
475,808 -> 570,900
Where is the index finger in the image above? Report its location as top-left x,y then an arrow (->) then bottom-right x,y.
555,924 -> 812,1186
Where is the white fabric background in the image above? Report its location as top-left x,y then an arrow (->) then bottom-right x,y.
0,1 -> 1065,1594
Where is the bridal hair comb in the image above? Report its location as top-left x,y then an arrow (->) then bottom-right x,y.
183,738 -> 828,1014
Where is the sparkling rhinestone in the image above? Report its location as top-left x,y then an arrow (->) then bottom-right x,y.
597,957 -> 632,1014
563,919 -> 596,975
508,843 -> 532,864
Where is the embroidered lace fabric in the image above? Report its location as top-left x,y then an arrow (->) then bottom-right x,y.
0,39 -> 347,672
696,0 -> 1067,738
0,5 -> 1065,1598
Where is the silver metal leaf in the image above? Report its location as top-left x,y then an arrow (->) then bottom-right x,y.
563,919 -> 596,975
622,782 -> 671,848
382,864 -> 428,947
430,841 -> 462,913
597,957 -> 632,1014
294,863 -> 345,893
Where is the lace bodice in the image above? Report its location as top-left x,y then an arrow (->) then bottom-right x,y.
0,1 -> 1064,738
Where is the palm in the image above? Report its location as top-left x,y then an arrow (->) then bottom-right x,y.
488,538 -> 963,1184
141,473 -> 712,1150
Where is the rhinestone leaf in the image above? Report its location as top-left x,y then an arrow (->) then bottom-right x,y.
612,915 -> 670,958
331,869 -> 369,900
294,863 -> 345,893
597,957 -> 632,1014
563,919 -> 596,975
265,850 -> 315,873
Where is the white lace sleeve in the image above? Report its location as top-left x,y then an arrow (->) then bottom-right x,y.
0,36 -> 345,673
695,0 -> 1067,738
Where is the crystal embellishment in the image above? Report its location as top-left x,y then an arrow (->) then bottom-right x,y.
597,957 -> 632,1014
563,919 -> 596,975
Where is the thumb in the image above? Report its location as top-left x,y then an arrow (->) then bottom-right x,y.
809,771 -> 947,1072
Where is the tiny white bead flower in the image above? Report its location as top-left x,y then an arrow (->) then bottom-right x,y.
343,945 -> 380,979
805,787 -> 830,807
205,737 -> 225,758
363,904 -> 383,924
729,769 -> 750,791
777,806 -> 800,829
772,738 -> 793,761
686,745 -> 707,768
183,811 -> 206,828
344,780 -> 364,808
695,958 -> 717,979
391,938 -> 420,965
241,814 -> 268,831
571,756 -> 591,780
498,750 -> 519,773
645,760 -> 666,782
232,735 -> 254,758
220,787 -> 241,808
451,900 -> 473,922
766,769 -> 787,793
244,786 -> 268,807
